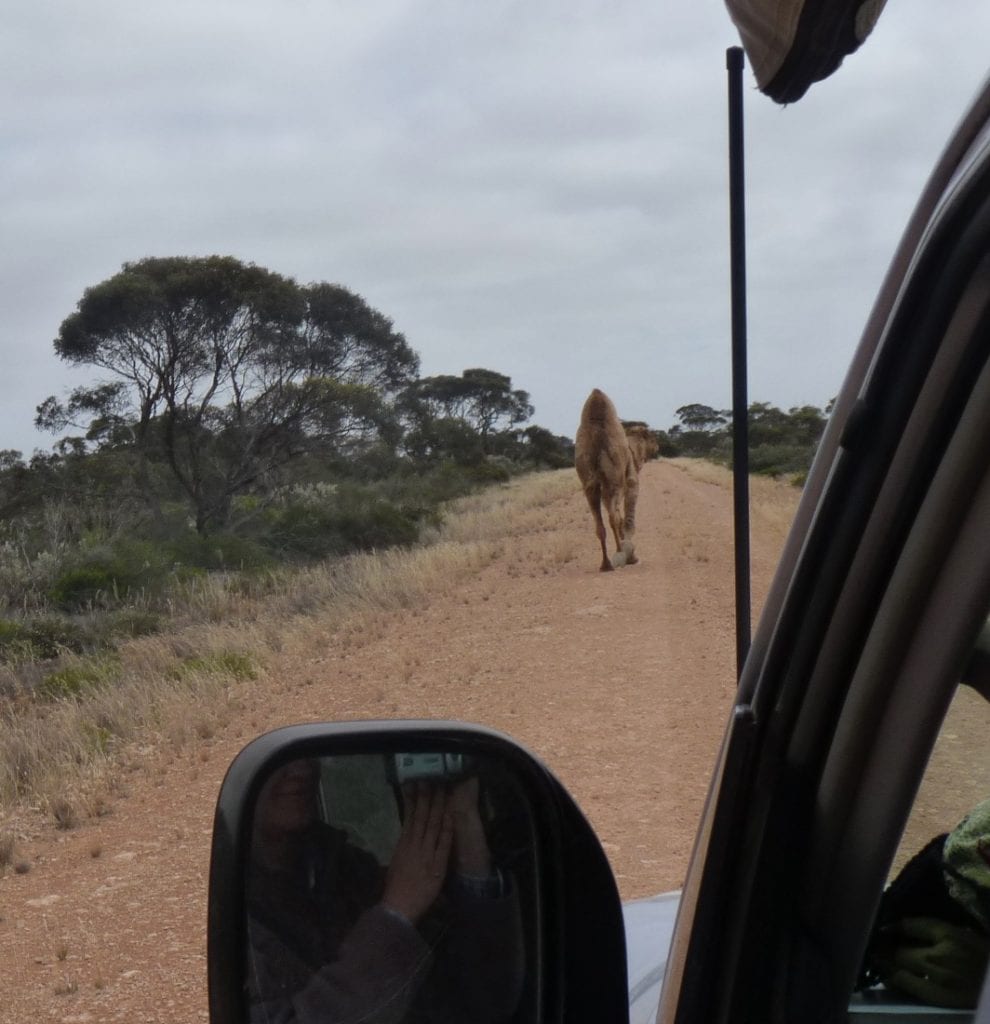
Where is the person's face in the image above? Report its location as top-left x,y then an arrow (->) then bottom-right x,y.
254,758 -> 319,838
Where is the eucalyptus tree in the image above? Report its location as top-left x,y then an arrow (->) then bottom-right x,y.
402,367 -> 534,456
39,256 -> 419,532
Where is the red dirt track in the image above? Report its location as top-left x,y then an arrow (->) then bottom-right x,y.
2,460 -> 799,1021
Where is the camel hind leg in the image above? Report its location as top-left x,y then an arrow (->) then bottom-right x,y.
621,471 -> 640,565
604,486 -> 628,568
583,484 -> 613,572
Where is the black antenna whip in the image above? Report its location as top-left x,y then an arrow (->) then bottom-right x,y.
727,46 -> 751,680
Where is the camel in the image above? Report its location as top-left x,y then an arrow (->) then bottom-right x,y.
575,389 -> 657,572
622,421 -> 660,473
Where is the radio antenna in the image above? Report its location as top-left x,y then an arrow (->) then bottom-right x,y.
727,46 -> 751,680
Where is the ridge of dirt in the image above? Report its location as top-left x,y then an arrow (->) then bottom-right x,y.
0,460 -> 798,1022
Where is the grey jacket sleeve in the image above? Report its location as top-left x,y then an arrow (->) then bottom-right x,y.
419,877 -> 526,1024
248,904 -> 432,1024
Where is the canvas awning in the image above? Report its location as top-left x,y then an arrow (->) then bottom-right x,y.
724,0 -> 888,103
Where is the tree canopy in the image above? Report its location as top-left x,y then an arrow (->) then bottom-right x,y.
401,368 -> 534,456
40,257 -> 420,531
664,400 -> 829,476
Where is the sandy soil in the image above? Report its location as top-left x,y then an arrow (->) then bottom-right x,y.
0,459 -> 811,1022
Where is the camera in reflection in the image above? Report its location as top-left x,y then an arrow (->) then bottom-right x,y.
392,752 -> 473,784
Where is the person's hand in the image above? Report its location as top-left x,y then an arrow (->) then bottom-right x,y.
382,782 -> 453,923
447,776 -> 492,878
874,916 -> 990,1009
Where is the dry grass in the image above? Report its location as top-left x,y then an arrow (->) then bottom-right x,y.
0,464 -> 796,827
0,472 -> 577,824
50,798 -> 80,832
435,470 -> 576,545
0,832 -> 13,873
667,458 -> 801,539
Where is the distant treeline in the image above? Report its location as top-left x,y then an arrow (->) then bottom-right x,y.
0,254 -> 829,643
655,401 -> 831,481
2,256 -> 581,640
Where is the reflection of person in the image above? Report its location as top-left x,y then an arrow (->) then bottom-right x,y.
246,758 -> 524,1024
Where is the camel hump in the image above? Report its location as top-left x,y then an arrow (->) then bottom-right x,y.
583,388 -> 616,424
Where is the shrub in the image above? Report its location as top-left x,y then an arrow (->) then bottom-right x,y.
332,501 -> 420,553
38,657 -> 119,701
101,609 -> 163,639
0,617 -> 87,664
164,532 -> 273,572
465,460 -> 513,485
0,620 -> 28,661
27,617 -> 88,658
48,566 -> 118,611
263,490 -> 421,559
47,539 -> 173,611
260,502 -> 343,558
50,798 -> 79,831
82,722 -> 113,755
0,543 -> 64,612
170,650 -> 257,681
60,609 -> 164,656
371,466 -> 486,518
0,832 -> 14,871
748,443 -> 819,478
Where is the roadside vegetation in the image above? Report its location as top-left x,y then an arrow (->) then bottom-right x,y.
0,254 -> 828,835
656,401 -> 831,484
0,457 -> 579,831
0,255 -> 579,831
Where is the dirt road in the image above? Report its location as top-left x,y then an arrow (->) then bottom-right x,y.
1,459 -> 798,1022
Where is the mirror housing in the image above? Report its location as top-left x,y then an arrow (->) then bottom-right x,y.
208,720 -> 630,1023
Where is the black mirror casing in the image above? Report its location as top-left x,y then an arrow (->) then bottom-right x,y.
207,720 -> 630,1024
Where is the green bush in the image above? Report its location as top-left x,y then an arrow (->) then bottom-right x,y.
43,533 -> 274,612
0,620 -> 29,661
0,616 -> 86,663
164,532 -> 273,572
333,501 -> 420,552
70,609 -> 164,652
48,566 -> 120,611
82,722 -> 114,755
466,460 -> 513,485
263,489 -> 422,559
262,503 -> 345,558
102,609 -> 163,639
170,650 -> 257,681
377,464 -> 492,512
748,443 -> 819,478
38,657 -> 119,701
47,539 -> 174,611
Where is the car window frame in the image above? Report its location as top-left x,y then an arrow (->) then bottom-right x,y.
660,75 -> 990,1024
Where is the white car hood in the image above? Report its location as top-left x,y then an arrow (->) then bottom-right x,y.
623,891 -> 680,1023
623,894 -> 978,1021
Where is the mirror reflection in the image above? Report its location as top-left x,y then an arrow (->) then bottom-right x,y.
245,750 -> 532,1023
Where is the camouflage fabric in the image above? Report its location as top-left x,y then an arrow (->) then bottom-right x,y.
944,797 -> 990,934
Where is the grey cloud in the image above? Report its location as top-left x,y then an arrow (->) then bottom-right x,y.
3,1 -> 990,458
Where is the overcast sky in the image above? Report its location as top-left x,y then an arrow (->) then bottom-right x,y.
4,1 -> 989,456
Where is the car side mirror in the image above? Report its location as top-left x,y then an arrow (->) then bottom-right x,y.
207,720 -> 630,1023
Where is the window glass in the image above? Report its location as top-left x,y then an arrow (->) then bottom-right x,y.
854,630 -> 990,1018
